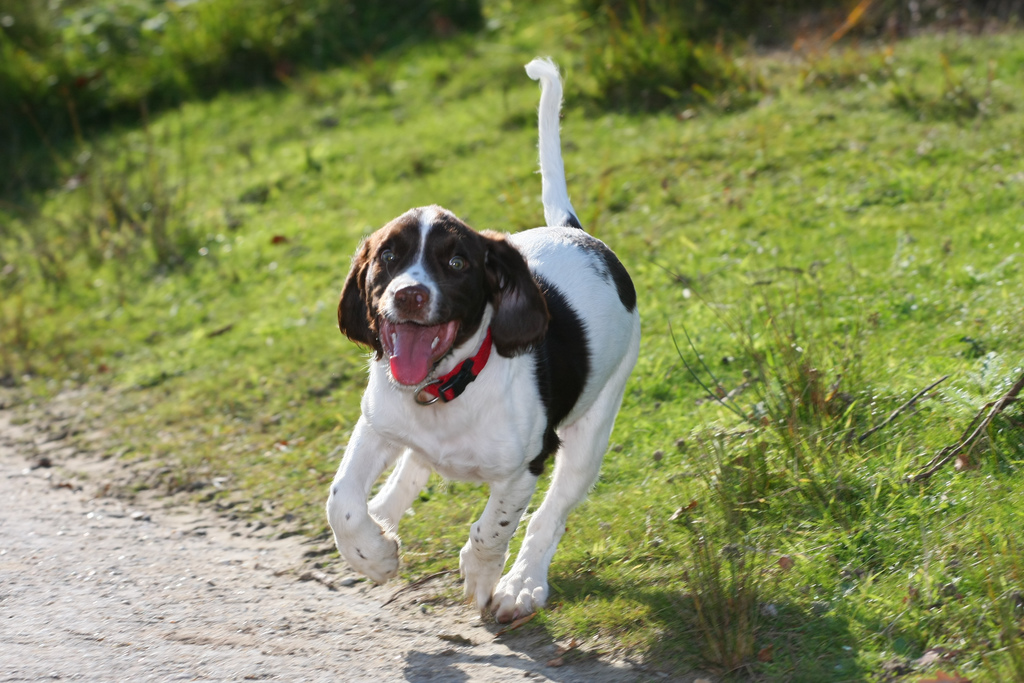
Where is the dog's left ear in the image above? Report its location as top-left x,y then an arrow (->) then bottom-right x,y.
338,239 -> 383,356
482,231 -> 549,356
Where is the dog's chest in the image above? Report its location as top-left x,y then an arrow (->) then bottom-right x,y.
363,360 -> 546,481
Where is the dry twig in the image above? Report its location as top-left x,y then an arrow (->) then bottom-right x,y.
297,569 -> 339,591
670,322 -> 751,424
858,375 -> 950,444
381,569 -> 456,607
907,370 -> 1024,484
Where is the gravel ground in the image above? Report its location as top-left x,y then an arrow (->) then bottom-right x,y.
0,390 -> 685,682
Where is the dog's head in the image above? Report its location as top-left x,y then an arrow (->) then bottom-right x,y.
338,206 -> 549,386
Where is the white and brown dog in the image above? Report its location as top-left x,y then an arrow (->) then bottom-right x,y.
326,58 -> 640,622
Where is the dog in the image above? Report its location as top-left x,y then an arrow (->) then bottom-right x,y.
326,58 -> 641,622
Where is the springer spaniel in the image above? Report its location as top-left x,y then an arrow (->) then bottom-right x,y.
326,58 -> 641,622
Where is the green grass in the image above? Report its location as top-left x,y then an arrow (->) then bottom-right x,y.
0,0 -> 484,194
2,5 -> 1024,680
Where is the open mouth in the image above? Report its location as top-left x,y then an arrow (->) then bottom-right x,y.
379,318 -> 460,386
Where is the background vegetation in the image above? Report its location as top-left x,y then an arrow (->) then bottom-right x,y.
2,0 -> 1023,680
0,0 -> 482,193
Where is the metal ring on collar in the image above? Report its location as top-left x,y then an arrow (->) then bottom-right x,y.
415,389 -> 442,406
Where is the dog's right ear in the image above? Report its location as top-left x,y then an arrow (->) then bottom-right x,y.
338,240 -> 382,355
482,231 -> 549,356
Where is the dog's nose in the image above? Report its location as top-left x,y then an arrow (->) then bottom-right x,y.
394,284 -> 430,314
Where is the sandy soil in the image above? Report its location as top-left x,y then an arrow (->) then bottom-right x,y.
0,389 -> 687,682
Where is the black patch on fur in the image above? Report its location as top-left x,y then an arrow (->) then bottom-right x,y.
560,231 -> 636,312
597,247 -> 637,312
528,277 -> 590,476
338,214 -> 425,356
484,231 -> 549,356
529,429 -> 560,476
561,213 -> 584,231
415,212 -> 492,351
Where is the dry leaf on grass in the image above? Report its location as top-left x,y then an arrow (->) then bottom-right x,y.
914,647 -> 958,668
437,633 -> 473,646
919,671 -> 971,683
494,611 -> 536,636
954,452 -> 977,471
555,637 -> 580,655
546,637 -> 581,666
669,499 -> 699,521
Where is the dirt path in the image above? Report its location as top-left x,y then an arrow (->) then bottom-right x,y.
0,392 -> 671,682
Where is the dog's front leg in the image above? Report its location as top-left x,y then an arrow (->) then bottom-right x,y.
326,416 -> 404,584
459,469 -> 537,612
368,449 -> 432,530
491,378 -> 627,622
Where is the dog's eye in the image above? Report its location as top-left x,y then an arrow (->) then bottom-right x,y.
449,255 -> 467,271
380,249 -> 396,264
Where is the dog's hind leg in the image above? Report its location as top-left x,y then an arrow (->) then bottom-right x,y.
368,450 -> 432,530
459,469 -> 537,612
326,416 -> 404,584
490,348 -> 638,622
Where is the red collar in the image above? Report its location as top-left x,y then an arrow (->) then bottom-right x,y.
415,328 -> 493,405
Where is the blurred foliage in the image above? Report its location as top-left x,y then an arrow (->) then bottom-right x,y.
3,0 -> 1024,194
573,0 -> 1024,111
577,0 -> 829,45
0,0 -> 482,195
575,0 -> 765,112
579,0 -> 1024,46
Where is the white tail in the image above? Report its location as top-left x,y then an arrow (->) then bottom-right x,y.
524,58 -> 581,230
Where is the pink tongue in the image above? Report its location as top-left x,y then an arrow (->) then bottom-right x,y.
388,323 -> 454,386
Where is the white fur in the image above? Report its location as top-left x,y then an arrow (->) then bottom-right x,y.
327,261 -> 639,614
378,209 -> 440,323
326,58 -> 641,621
525,57 -> 577,229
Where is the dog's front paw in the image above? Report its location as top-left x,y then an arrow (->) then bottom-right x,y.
334,526 -> 400,584
458,540 -> 506,610
490,566 -> 549,623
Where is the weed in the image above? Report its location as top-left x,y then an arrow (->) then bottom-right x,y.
57,117 -> 198,278
577,0 -> 763,112
692,433 -> 775,532
90,142 -> 194,271
981,534 -> 1024,680
799,46 -> 897,91
889,52 -> 1000,122
798,41 -> 1012,124
0,105 -> 200,373
0,294 -> 32,374
675,291 -> 873,526
681,517 -> 764,671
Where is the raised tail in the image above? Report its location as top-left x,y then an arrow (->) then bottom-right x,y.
524,58 -> 582,231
